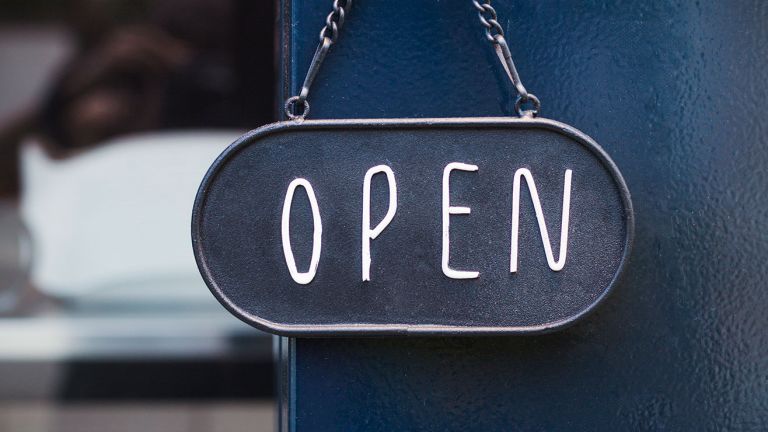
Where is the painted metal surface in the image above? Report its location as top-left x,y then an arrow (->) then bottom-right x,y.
281,0 -> 768,430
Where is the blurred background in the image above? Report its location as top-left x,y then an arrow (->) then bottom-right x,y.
0,0 -> 277,431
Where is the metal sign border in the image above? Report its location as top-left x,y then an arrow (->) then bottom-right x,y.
191,117 -> 634,336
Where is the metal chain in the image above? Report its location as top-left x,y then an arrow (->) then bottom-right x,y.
285,0 -> 352,120
472,0 -> 540,117
285,0 -> 540,120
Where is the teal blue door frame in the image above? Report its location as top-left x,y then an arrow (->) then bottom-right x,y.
278,1 -> 768,430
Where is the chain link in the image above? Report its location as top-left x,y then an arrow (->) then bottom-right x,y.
472,0 -> 505,41
285,0 -> 352,120
319,0 -> 348,42
472,0 -> 539,116
286,0 -> 540,119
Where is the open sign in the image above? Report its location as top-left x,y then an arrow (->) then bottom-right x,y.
192,118 -> 633,336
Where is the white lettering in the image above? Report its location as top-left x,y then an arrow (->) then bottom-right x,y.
510,168 -> 572,273
281,178 -> 322,284
442,162 -> 480,279
362,165 -> 398,281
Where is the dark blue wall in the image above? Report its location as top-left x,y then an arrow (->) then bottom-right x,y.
282,1 -> 768,430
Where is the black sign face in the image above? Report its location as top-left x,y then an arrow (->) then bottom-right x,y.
192,118 -> 633,336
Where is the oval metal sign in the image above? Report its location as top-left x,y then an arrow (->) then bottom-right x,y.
192,118 -> 633,336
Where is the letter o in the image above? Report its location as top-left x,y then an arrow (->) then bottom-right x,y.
281,178 -> 322,284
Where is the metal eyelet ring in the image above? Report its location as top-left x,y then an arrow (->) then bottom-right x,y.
285,96 -> 310,120
515,94 -> 541,117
